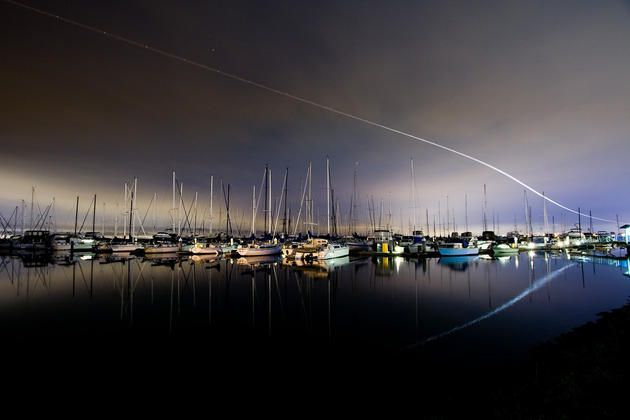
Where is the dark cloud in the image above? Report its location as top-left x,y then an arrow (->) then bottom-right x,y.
1,0 -> 629,232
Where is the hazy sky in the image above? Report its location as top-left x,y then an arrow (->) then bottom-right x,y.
1,0 -> 629,234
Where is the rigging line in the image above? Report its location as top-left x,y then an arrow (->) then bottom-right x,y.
4,0 -> 619,224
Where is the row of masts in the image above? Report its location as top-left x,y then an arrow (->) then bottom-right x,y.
1,159 -> 621,239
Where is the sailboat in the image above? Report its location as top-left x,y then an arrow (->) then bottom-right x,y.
110,179 -> 144,253
237,242 -> 283,256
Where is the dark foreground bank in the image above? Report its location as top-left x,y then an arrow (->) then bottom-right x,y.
4,299 -> 630,418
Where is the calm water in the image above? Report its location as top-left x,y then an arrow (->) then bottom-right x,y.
1,251 -> 629,374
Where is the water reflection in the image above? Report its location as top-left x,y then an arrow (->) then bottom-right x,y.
1,251 -> 630,364
438,256 -> 479,271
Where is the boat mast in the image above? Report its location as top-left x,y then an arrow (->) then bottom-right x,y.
523,190 -> 529,237
379,198 -> 383,230
225,184 -> 232,236
209,175 -> 214,235
30,186 -> 34,230
388,193 -> 392,232
465,194 -> 469,233
133,178 -> 137,239
153,192 -> 157,233
13,205 -> 18,235
446,195 -> 450,234
21,200 -> 25,234
282,167 -> 288,236
543,191 -> 549,237
330,188 -> 337,237
92,194 -> 96,236
268,168 -> 272,235
179,182 -> 183,236
102,201 -> 105,236
326,156 -> 330,235
411,157 -> 417,232
123,182 -> 128,238
128,184 -> 134,242
264,165 -> 268,235
251,185 -> 256,235
483,184 -> 488,231
172,171 -> 176,233
193,191 -> 198,237
352,162 -> 358,234
308,162 -> 312,231
440,200 -> 444,236
74,196 -> 79,235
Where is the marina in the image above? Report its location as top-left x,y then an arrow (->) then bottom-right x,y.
2,0 -> 630,415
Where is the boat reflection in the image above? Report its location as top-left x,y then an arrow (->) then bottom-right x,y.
143,253 -> 180,267
288,256 -> 351,278
438,255 -> 479,271
190,254 -> 220,264
236,255 -> 283,267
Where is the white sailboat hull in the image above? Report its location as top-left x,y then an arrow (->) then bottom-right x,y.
145,245 -> 180,254
237,244 -> 282,256
110,244 -> 144,253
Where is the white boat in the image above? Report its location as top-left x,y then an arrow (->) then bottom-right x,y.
563,228 -> 586,247
51,234 -> 72,251
237,243 -> 282,257
145,244 -> 180,254
190,242 -> 220,255
438,241 -> 479,256
492,243 -> 519,255
317,243 -> 350,260
110,243 -> 144,253
70,235 -> 95,251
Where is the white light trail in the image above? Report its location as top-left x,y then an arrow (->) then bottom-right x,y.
3,0 -> 620,224
401,263 -> 575,350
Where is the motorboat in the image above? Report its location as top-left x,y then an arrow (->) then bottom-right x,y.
317,242 -> 350,260
492,243 -> 519,255
50,233 -> 72,251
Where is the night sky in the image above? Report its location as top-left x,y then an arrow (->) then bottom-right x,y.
1,0 -> 629,234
